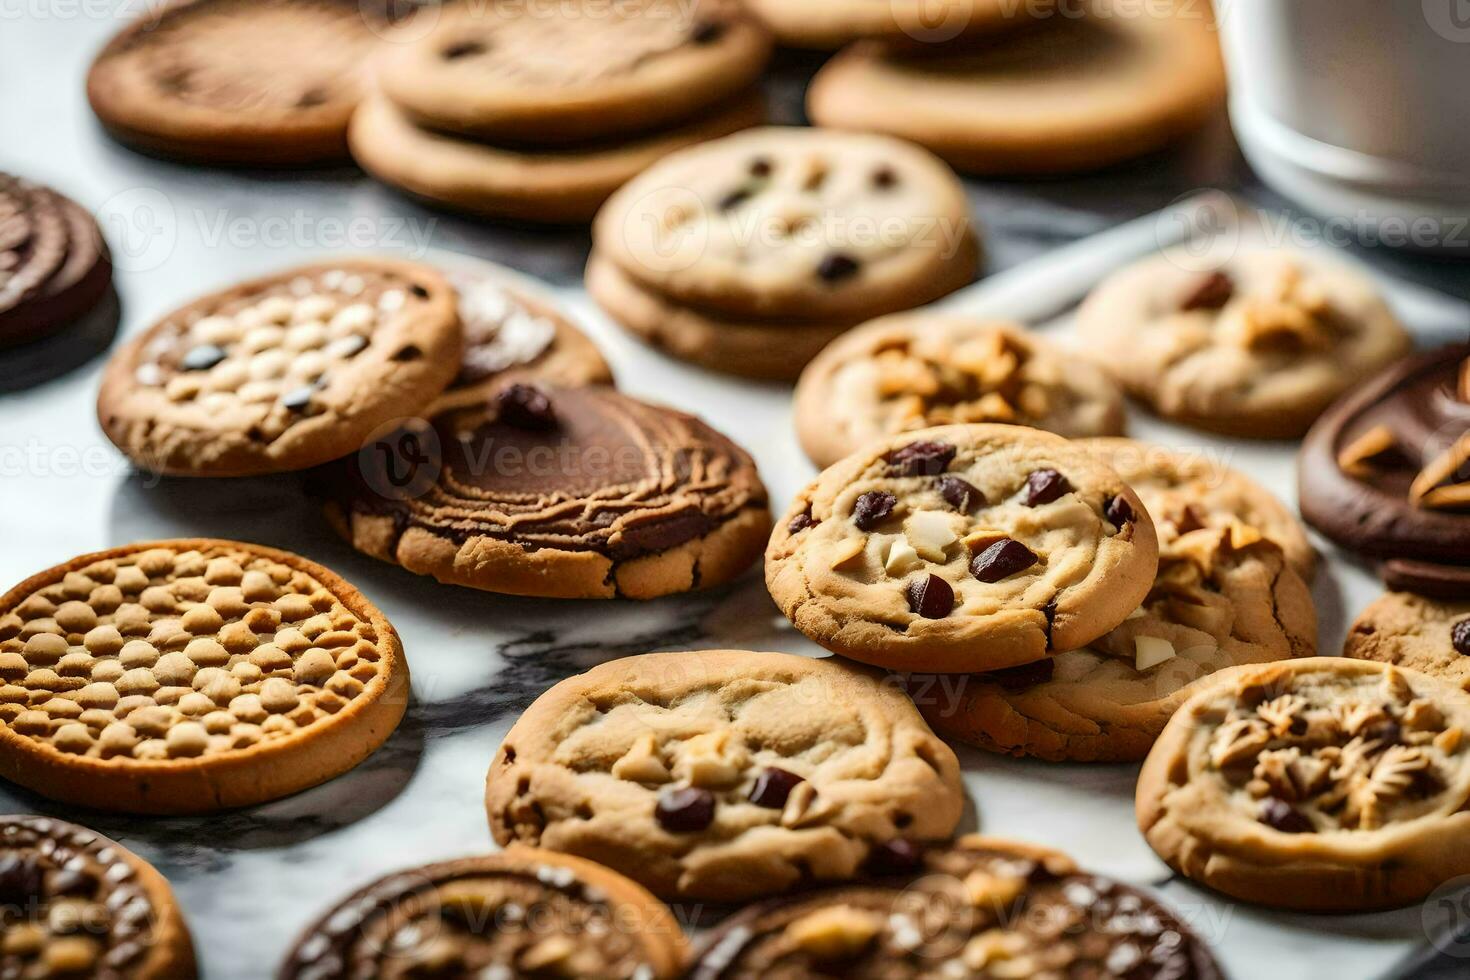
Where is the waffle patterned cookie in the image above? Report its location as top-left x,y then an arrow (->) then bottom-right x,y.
1138,658 -> 1470,911
485,651 -> 964,902
687,836 -> 1223,979
0,815 -> 196,979
86,0 -> 385,164
321,384 -> 771,600
98,259 -> 462,477
766,424 -> 1159,673
794,316 -> 1128,469
1346,592 -> 1470,691
0,540 -> 407,813
923,439 -> 1317,762
0,175 -> 111,348
377,0 -> 770,144
280,847 -> 686,979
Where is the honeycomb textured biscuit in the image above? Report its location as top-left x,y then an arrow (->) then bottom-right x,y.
485,650 -> 964,902
0,815 -> 197,979
766,424 -> 1159,673
0,540 -> 408,813
281,847 -> 687,979
1137,658 -> 1470,911
98,259 -> 462,477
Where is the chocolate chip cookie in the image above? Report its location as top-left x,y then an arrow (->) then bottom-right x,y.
1138,657 -> 1470,911
0,815 -> 196,978
87,0 -> 385,165
0,540 -> 408,813
686,836 -> 1224,979
794,315 -> 1128,469
97,259 -> 463,477
922,439 -> 1317,762
319,385 -> 772,600
376,0 -> 770,144
767,425 -> 1158,673
281,847 -> 687,979
593,126 -> 978,323
0,175 -> 112,349
746,0 -> 1040,49
1078,247 -> 1412,438
485,650 -> 964,902
1346,592 -> 1470,691
807,0 -> 1226,175
1299,344 -> 1470,596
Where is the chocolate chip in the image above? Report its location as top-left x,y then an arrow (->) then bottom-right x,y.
865,839 -> 922,877
655,787 -> 715,832
180,344 -> 226,372
691,19 -> 726,43
984,658 -> 1055,690
494,383 -> 557,431
938,476 -> 983,512
788,508 -> 818,534
1257,797 -> 1314,834
906,574 -> 954,619
852,491 -> 897,531
719,186 -> 755,210
1454,619 -> 1470,657
409,284 -> 430,299
970,538 -> 1038,583
280,385 -> 317,413
748,767 -> 804,809
872,166 -> 898,189
816,253 -> 860,283
885,440 -> 956,477
391,344 -> 422,362
1104,495 -> 1134,528
0,854 -> 44,904
749,157 -> 773,178
1181,270 -> 1235,311
442,39 -> 486,60
1022,469 -> 1073,506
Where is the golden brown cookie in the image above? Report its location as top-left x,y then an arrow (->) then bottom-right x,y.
280,847 -> 687,979
1137,657 -> 1470,911
746,0 -> 1046,49
1345,592 -> 1470,691
0,815 -> 197,978
794,315 -> 1127,469
766,424 -> 1158,673
319,384 -> 772,600
486,650 -> 964,903
0,540 -> 408,814
97,259 -> 462,477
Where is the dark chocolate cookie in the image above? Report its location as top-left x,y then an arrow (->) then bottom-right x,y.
0,175 -> 111,348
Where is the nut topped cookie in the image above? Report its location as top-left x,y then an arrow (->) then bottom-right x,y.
1346,592 -> 1470,691
87,0 -> 385,165
687,836 -> 1223,979
485,651 -> 963,902
1300,344 -> 1470,596
281,847 -> 687,979
377,0 -> 770,144
794,315 -> 1127,469
923,439 -> 1316,762
766,424 -> 1158,673
0,540 -> 408,813
0,815 -> 196,978
320,385 -> 771,600
0,174 -> 112,348
1137,657 -> 1470,911
593,127 -> 978,322
1078,248 -> 1411,438
98,259 -> 462,477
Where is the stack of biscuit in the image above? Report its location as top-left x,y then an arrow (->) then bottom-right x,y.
349,0 -> 771,223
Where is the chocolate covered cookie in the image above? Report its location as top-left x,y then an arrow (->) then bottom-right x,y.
0,815 -> 196,978
320,385 -> 772,599
281,847 -> 687,979
1300,344 -> 1470,595
0,540 -> 408,813
0,175 -> 112,348
1346,591 -> 1470,691
97,259 -> 462,477
486,650 -> 963,902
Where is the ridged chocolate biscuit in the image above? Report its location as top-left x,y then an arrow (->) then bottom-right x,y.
0,175 -> 112,348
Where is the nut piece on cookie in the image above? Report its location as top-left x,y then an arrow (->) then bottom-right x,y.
484,650 -> 963,902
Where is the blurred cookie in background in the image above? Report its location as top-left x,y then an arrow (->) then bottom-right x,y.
747,0 -> 1056,49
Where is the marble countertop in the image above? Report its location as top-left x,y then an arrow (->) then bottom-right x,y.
3,10 -> 1470,980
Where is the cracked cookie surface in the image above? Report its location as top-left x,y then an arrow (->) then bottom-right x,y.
922,439 -> 1316,762
281,847 -> 686,979
0,815 -> 196,979
794,316 -> 1127,469
321,385 -> 771,600
1078,248 -> 1410,438
0,540 -> 407,813
767,424 -> 1158,673
485,650 -> 963,902
1137,657 -> 1470,911
687,835 -> 1223,979
97,259 -> 462,477
1346,592 -> 1470,691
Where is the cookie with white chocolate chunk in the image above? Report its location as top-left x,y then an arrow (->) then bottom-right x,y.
0,540 -> 407,813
